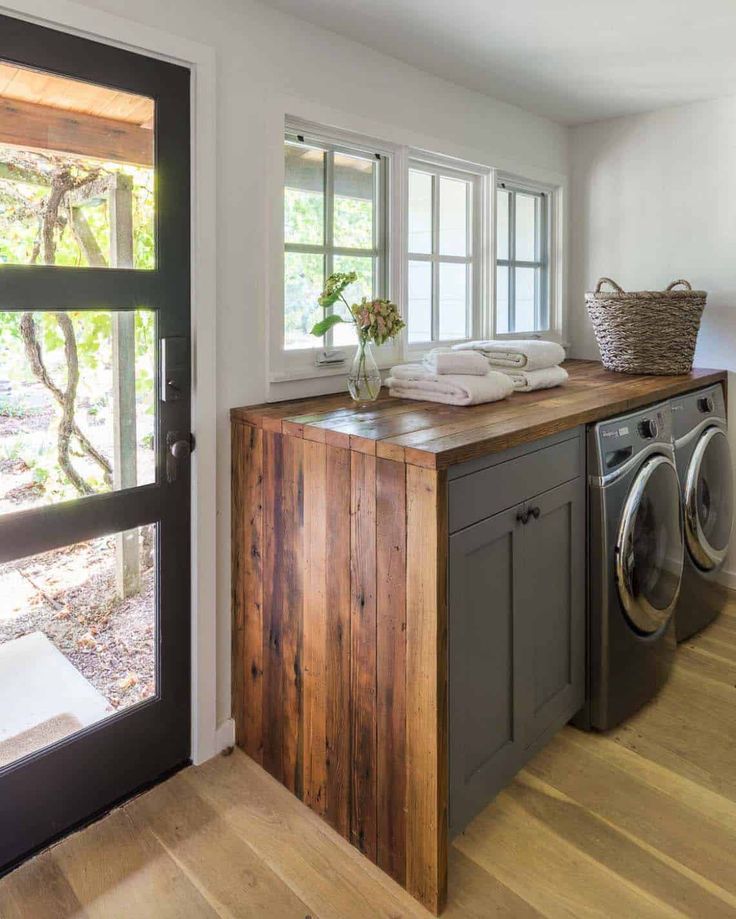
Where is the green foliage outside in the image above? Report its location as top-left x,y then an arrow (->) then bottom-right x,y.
284,187 -> 375,348
0,147 -> 156,506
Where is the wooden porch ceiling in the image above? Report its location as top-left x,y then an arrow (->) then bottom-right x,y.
0,61 -> 154,167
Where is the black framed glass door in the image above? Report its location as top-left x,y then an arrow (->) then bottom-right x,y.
0,14 -> 191,871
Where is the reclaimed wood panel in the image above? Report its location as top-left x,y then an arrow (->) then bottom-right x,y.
324,445 -> 352,837
376,457 -> 407,885
301,439 -> 352,831
231,423 -> 263,761
406,464 -> 449,914
280,435 -> 304,796
261,430 -> 284,782
350,451 -> 378,858
301,439 -> 328,817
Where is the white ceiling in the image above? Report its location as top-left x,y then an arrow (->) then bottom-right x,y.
261,0 -> 736,125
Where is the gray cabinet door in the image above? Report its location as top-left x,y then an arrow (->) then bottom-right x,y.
517,477 -> 585,749
448,468 -> 585,836
448,503 -> 524,836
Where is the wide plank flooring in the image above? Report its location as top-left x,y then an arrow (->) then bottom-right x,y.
2,602 -> 736,918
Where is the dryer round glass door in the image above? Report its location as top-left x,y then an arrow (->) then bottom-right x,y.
685,426 -> 733,571
616,455 -> 684,634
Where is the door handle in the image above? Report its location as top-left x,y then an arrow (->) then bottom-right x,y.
166,431 -> 195,483
517,505 -> 540,526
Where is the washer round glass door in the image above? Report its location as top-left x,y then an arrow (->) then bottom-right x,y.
616,454 -> 684,634
685,426 -> 733,571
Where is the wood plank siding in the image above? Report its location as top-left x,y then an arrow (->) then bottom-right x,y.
231,423 -> 446,911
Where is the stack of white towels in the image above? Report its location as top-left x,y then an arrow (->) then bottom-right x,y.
386,340 -> 567,407
452,339 -> 568,392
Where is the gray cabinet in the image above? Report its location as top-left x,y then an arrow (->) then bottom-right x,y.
448,431 -> 585,836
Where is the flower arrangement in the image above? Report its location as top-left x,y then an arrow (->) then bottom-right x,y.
310,271 -> 405,345
311,271 -> 405,403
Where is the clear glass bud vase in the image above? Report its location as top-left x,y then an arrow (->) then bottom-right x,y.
348,337 -> 381,405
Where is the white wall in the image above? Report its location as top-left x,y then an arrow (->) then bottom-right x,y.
569,96 -> 736,578
48,0 -> 569,729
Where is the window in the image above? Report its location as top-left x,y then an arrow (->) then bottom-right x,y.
273,120 -> 563,385
283,129 -> 387,351
407,161 -> 480,345
496,181 -> 549,334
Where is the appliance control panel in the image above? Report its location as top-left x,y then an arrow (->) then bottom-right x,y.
592,402 -> 672,474
671,383 -> 726,439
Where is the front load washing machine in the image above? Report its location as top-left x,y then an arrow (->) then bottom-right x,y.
584,401 -> 684,731
671,384 -> 733,642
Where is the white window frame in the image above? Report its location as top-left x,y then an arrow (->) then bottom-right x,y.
270,118 -> 402,383
405,152 -> 490,354
493,174 -> 558,339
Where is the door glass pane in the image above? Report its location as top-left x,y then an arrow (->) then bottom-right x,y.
0,61 -> 154,269
496,189 -> 510,260
439,262 -> 468,341
408,170 -> 432,255
332,254 -> 374,347
515,193 -> 538,262
514,266 -> 537,332
0,526 -> 157,770
0,309 -> 155,516
496,266 -> 509,334
696,432 -> 733,553
408,260 -> 432,343
284,142 -> 324,246
439,177 -> 468,257
334,152 -> 375,250
284,251 -> 323,350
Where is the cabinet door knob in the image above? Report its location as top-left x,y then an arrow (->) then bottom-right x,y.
517,508 -> 530,525
530,506 -> 541,520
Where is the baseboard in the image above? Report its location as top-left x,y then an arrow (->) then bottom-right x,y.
714,567 -> 736,590
215,717 -> 236,752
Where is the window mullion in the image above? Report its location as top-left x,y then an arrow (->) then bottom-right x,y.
431,172 -> 440,342
324,150 -> 335,347
509,190 -> 516,333
534,194 -> 541,331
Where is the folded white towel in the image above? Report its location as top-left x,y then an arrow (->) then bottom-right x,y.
502,365 -> 569,392
422,348 -> 489,376
453,339 -> 566,371
387,363 -> 513,406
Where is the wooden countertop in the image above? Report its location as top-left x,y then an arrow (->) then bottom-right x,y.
231,360 -> 727,469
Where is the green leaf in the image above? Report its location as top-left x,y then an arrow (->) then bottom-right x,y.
310,314 -> 346,337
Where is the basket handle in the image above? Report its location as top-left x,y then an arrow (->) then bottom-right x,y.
594,277 -> 624,293
666,279 -> 692,291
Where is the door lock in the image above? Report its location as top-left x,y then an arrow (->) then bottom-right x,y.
166,431 -> 195,483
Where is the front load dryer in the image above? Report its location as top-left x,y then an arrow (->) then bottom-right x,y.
585,401 -> 683,731
671,384 -> 733,642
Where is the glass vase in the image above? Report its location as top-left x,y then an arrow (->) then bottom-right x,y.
348,337 -> 381,405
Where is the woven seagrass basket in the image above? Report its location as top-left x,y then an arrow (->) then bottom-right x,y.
585,278 -> 706,375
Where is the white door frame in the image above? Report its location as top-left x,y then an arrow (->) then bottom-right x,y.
0,0 -> 221,764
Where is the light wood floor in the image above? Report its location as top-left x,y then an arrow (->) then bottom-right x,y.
2,603 -> 736,918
